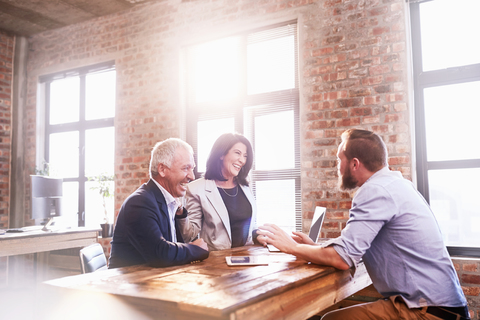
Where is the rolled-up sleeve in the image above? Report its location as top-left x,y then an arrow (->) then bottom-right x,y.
321,182 -> 397,274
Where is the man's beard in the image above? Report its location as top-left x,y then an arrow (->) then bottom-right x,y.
338,165 -> 358,190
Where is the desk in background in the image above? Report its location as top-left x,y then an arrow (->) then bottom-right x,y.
0,227 -> 100,257
42,245 -> 371,320
0,227 -> 100,285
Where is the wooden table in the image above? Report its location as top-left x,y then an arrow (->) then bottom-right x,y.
42,245 -> 372,320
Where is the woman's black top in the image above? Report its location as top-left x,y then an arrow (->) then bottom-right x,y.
218,186 -> 252,247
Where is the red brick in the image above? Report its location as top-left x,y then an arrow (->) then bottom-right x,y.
369,64 -> 391,75
369,6 -> 389,16
326,211 -> 348,220
462,286 -> 480,296
325,231 -> 341,238
323,221 -> 341,229
312,47 -> 334,57
351,107 -> 373,116
336,200 -> 352,210
463,263 -> 479,272
372,26 -> 390,36
462,274 -> 480,285
388,156 -> 409,165
315,201 -> 338,210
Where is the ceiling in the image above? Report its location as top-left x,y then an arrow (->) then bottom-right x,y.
0,0 -> 153,37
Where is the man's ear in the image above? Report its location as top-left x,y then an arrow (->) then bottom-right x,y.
351,158 -> 360,171
157,163 -> 167,177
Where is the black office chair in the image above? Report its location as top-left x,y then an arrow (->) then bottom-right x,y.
79,243 -> 108,273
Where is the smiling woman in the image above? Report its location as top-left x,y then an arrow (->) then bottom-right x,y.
177,133 -> 259,251
184,22 -> 301,234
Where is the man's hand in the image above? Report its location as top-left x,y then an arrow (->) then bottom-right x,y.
257,234 -> 269,246
292,231 -> 315,245
259,224 -> 349,270
190,238 -> 208,251
257,224 -> 298,254
175,198 -> 184,215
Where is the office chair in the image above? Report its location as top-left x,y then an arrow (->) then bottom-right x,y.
79,243 -> 108,273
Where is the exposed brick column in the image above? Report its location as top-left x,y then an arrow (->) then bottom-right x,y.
0,31 -> 14,229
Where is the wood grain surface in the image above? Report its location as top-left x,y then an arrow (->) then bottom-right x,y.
42,245 -> 371,320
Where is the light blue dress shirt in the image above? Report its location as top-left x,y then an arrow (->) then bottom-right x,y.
325,167 -> 467,308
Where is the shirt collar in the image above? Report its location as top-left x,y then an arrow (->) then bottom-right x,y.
151,178 -> 177,207
363,166 -> 390,185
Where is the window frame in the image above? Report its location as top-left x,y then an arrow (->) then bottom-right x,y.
184,21 -> 302,231
410,0 -> 480,257
39,61 -> 115,227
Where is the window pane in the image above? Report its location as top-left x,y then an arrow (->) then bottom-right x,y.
429,168 -> 480,247
197,118 -> 235,173
49,131 -> 79,178
50,77 -> 80,125
254,110 -> 295,170
191,37 -> 240,103
420,0 -> 480,71
85,127 -> 115,177
85,180 -> 114,228
424,81 -> 480,161
248,35 -> 295,95
255,179 -> 295,232
86,70 -> 116,120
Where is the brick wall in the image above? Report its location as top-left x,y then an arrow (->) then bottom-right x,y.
0,31 -> 13,229
24,0 -> 411,245
300,0 -> 410,236
20,0 -> 479,318
454,258 -> 480,319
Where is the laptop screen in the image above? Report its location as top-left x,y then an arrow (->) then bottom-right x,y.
308,206 -> 326,243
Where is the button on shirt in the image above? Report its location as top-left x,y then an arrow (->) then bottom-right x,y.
152,179 -> 178,243
323,167 -> 467,308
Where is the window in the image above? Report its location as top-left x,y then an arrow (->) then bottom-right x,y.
410,0 -> 480,256
184,22 -> 301,232
39,62 -> 116,229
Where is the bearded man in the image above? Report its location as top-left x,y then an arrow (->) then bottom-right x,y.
258,129 -> 469,320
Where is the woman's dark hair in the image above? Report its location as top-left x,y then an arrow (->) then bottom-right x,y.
204,133 -> 253,186
341,129 -> 388,172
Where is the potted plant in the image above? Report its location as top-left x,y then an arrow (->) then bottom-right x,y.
89,173 -> 115,237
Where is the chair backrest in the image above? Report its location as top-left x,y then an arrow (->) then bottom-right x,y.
79,243 -> 108,273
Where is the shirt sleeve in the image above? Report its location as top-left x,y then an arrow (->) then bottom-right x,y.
178,184 -> 204,242
322,182 -> 397,272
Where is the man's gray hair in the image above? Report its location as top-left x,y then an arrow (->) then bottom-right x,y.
149,138 -> 194,178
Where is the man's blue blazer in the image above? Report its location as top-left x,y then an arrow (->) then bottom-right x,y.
109,179 -> 208,268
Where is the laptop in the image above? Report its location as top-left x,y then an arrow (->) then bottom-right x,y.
267,206 -> 326,252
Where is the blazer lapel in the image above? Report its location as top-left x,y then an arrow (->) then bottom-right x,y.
146,179 -> 172,242
204,179 -> 232,240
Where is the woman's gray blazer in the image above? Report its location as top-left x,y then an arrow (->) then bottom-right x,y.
178,177 -> 257,251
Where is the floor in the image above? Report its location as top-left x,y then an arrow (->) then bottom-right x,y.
0,287 -> 36,320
